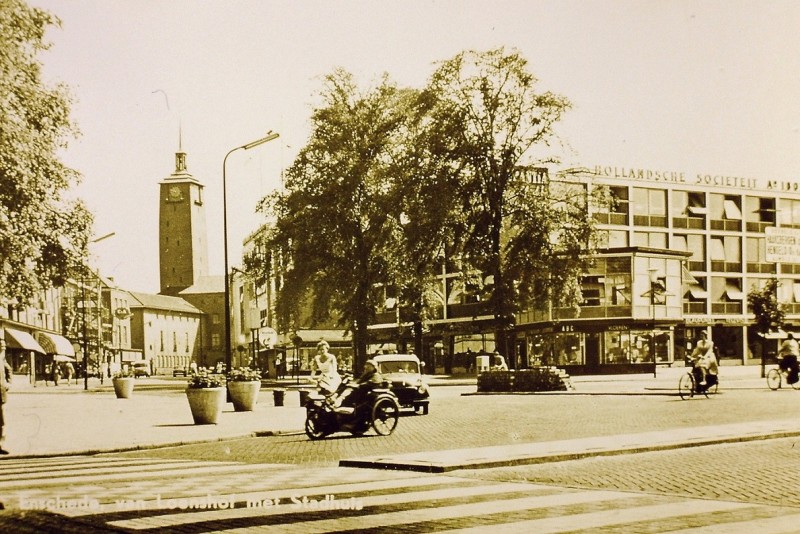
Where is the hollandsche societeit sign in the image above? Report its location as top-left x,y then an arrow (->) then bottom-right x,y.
765,227 -> 800,263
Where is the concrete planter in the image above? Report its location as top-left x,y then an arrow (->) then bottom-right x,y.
185,387 -> 226,424
112,377 -> 135,399
228,381 -> 261,412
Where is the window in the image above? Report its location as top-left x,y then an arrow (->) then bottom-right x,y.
673,234 -> 705,270
160,331 -> 164,351
632,188 -> 667,227
173,332 -> 178,352
709,194 -> 742,230
211,333 -> 220,348
598,230 -> 628,248
212,314 -> 221,325
710,236 -> 741,272
778,198 -> 800,227
594,185 -> 629,225
745,196 -> 776,231
633,232 -> 667,248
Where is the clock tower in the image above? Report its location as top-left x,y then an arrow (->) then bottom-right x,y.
158,150 -> 209,296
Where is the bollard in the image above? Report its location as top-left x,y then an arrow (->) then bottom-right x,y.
299,389 -> 311,406
272,389 -> 285,407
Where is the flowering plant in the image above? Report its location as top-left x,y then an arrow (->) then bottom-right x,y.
187,372 -> 225,389
228,367 -> 262,382
113,368 -> 133,379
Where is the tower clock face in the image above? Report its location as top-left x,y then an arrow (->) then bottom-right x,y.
169,186 -> 182,200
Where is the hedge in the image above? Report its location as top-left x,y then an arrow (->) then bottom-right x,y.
477,367 -> 568,392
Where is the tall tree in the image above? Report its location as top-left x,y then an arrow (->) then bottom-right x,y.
748,278 -> 785,335
424,47 -> 594,359
0,1 -> 91,309
260,69 -> 415,371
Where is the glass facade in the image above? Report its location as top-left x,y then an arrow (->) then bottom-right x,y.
515,167 -> 800,373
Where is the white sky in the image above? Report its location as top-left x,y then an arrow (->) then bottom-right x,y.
30,0 -> 800,293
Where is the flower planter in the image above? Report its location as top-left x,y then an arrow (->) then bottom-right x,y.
185,387 -> 226,424
228,381 -> 261,412
112,377 -> 135,399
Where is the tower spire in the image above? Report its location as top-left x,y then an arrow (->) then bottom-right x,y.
175,119 -> 187,172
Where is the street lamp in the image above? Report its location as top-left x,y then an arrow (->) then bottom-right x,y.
223,132 -> 279,381
81,232 -> 115,390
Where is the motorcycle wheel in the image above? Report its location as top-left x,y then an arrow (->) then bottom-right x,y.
371,396 -> 399,436
304,414 -> 328,440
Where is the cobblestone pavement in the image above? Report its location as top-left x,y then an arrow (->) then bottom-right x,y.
2,453 -> 800,532
118,387 -> 800,466
457,436 -> 800,509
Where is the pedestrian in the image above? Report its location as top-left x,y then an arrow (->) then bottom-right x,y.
0,338 -> 12,454
275,355 -> 283,379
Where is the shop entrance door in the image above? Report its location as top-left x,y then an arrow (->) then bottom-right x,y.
585,332 -> 601,370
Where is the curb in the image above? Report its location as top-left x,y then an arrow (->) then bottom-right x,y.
339,429 -> 800,473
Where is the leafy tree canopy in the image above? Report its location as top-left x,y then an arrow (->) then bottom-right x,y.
748,278 -> 785,334
0,0 -> 92,304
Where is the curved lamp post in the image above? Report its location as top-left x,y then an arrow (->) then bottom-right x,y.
223,132 -> 279,381
82,231 -> 115,390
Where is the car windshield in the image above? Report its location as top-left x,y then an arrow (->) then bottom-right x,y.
379,361 -> 419,374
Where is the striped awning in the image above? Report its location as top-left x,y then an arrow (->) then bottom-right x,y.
4,328 -> 46,353
35,331 -> 76,357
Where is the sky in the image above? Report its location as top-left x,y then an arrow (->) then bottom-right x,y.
30,0 -> 800,294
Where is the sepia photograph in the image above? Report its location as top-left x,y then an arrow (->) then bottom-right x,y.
1,0 -> 799,531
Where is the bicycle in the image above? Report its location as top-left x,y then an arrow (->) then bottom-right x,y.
678,367 -> 718,400
766,366 -> 800,390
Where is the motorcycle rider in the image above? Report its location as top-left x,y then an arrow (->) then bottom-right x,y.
333,359 -> 383,413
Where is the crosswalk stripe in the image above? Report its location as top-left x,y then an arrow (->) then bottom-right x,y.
660,513 -> 800,534
0,458 -> 210,480
0,461 -> 272,490
107,481 -> 565,529
213,488 -> 644,534
439,499 -> 750,533
5,456 -> 796,533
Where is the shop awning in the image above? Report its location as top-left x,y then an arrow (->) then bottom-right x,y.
4,328 -> 46,353
35,331 -> 76,356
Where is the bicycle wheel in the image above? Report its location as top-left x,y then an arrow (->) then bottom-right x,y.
371,396 -> 399,436
766,368 -> 782,390
678,373 -> 694,400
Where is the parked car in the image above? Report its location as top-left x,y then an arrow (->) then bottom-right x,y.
372,354 -> 429,414
132,361 -> 151,378
172,366 -> 188,377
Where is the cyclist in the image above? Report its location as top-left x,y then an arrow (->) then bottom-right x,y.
778,332 -> 800,385
690,331 -> 718,386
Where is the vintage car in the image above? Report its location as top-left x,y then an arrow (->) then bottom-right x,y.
132,361 -> 151,378
372,354 -> 430,414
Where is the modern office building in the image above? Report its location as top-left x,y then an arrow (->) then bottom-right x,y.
514,165 -> 800,373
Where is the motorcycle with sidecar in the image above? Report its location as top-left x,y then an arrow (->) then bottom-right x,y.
303,377 -> 400,439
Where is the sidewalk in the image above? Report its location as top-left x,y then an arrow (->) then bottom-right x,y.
3,378 -> 307,458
